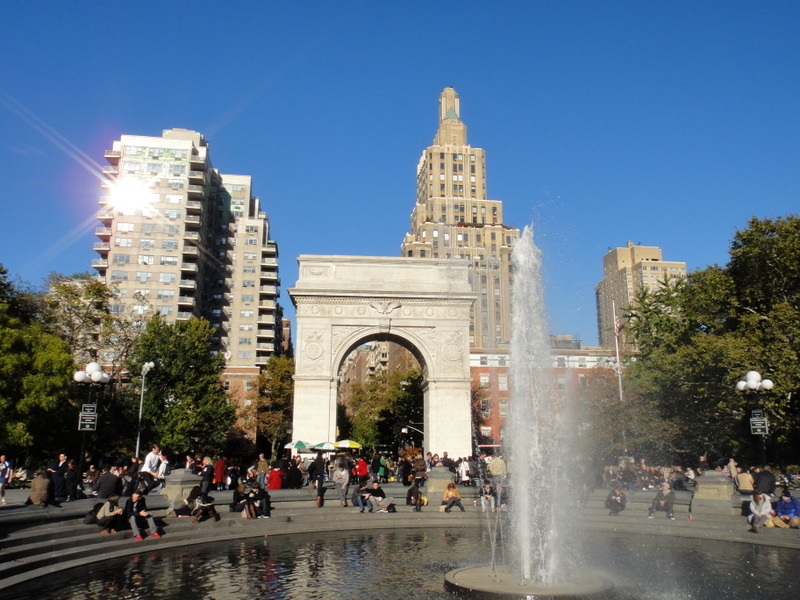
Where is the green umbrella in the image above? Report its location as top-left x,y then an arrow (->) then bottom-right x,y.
284,440 -> 312,450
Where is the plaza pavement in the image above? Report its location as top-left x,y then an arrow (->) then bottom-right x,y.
1,477 -> 799,592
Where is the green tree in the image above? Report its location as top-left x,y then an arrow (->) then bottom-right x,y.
251,355 -> 295,458
127,315 -> 235,455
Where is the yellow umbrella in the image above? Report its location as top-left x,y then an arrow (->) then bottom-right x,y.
334,439 -> 362,449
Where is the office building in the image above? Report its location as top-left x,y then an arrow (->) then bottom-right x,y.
595,241 -> 686,349
401,88 -> 519,349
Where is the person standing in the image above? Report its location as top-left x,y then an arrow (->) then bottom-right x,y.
214,456 -> 227,491
0,455 -> 13,504
256,453 -> 269,489
308,452 -> 326,507
199,457 -> 214,498
140,445 -> 162,495
487,454 -> 507,493
47,453 -> 68,502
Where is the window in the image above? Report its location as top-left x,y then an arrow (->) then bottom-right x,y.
238,338 -> 252,345
480,356 -> 488,366
237,351 -> 253,359
160,256 -> 178,266
241,294 -> 255,302
169,164 -> 185,174
135,272 -> 152,282
146,162 -> 161,173
133,304 -> 149,315
159,273 -> 176,283
239,324 -> 254,331
156,290 -> 174,299
168,179 -> 184,189
244,252 -> 257,260
137,255 -> 154,265
164,209 -> 181,219
141,224 -> 157,234
115,237 -> 133,247
245,225 -> 258,233
242,280 -> 255,287
172,149 -> 187,159
163,224 -> 179,234
139,239 -> 155,249
166,194 -> 182,204
110,270 -> 128,281
117,223 -> 135,232
124,146 -> 142,155
148,147 -> 163,158
242,266 -> 256,273
155,306 -> 173,316
161,240 -> 178,250
113,254 -> 131,264
240,310 -> 254,317
244,238 -> 258,245
479,374 -> 489,386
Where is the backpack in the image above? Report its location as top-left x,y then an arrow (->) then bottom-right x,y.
84,502 -> 104,525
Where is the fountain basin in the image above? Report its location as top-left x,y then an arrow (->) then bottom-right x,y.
445,566 -> 615,600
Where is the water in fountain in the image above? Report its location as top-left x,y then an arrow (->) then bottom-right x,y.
507,224 -> 570,584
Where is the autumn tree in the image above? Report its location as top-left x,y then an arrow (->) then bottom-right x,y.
251,355 -> 295,458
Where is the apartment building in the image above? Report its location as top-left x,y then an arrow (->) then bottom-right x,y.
92,129 -> 284,382
401,88 -> 519,349
595,241 -> 686,349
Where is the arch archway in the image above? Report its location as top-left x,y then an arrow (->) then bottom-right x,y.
288,256 -> 475,457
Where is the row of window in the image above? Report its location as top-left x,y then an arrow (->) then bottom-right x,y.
110,271 -> 177,282
124,146 -> 189,159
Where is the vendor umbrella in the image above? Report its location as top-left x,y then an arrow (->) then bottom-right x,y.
334,439 -> 362,449
284,440 -> 312,451
313,441 -> 337,452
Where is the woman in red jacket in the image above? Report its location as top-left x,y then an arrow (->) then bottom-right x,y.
267,463 -> 283,490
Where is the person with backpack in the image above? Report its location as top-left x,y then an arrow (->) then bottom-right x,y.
95,495 -> 124,534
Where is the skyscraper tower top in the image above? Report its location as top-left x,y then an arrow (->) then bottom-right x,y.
434,87 -> 467,146
402,87 -> 519,349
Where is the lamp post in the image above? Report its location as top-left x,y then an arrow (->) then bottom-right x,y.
735,371 -> 773,466
73,362 -> 110,469
135,361 -> 155,458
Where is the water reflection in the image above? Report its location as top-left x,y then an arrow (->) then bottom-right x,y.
5,529 -> 800,599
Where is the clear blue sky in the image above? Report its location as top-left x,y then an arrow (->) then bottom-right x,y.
1,3 -> 798,345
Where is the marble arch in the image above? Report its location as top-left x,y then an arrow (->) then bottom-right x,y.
288,255 -> 476,457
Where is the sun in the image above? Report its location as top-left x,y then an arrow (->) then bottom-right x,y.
108,177 -> 154,213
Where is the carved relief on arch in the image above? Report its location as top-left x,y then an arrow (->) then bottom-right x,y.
302,329 -> 326,371
441,331 -> 464,372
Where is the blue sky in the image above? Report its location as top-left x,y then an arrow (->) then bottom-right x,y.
1,3 -> 798,345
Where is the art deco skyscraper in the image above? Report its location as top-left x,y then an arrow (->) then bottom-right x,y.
402,88 -> 519,349
92,128 -> 283,371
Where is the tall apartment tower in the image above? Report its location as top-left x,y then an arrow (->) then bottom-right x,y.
93,128 -> 283,371
401,88 -> 519,349
595,241 -> 686,349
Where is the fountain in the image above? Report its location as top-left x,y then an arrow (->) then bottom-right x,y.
445,226 -> 614,599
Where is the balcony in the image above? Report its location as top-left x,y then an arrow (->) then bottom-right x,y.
256,343 -> 274,351
185,200 -> 202,213
258,300 -> 275,310
189,155 -> 206,168
91,259 -> 108,269
260,257 -> 278,267
254,356 -> 268,366
98,195 -> 111,206
96,210 -> 114,222
182,231 -> 200,241
177,296 -> 196,306
182,245 -> 199,256
95,227 -> 112,239
180,262 -> 198,272
188,170 -> 204,182
258,316 -> 276,325
93,242 -> 110,252
179,279 -> 196,289
176,311 -> 194,320
257,328 -> 275,339
104,149 -> 120,165
102,165 -> 119,177
185,215 -> 200,225
259,285 -> 276,294
187,184 -> 203,197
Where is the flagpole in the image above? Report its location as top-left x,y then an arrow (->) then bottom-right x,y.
612,300 -> 628,454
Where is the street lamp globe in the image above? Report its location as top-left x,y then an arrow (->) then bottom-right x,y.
86,362 -> 102,375
761,379 -> 774,390
735,381 -> 747,392
73,371 -> 89,383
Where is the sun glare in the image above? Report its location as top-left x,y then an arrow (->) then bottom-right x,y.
108,177 -> 154,213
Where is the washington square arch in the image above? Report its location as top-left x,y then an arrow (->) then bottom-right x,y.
288,255 -> 476,458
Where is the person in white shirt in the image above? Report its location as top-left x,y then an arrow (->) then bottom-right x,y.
140,445 -> 162,494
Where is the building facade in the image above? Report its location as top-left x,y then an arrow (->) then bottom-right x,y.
401,88 -> 519,350
595,241 -> 686,349
92,129 -> 284,378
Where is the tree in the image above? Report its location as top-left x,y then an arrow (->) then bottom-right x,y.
127,315 -> 235,455
251,355 -> 295,458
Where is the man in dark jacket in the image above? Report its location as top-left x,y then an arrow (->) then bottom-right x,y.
93,466 -> 121,499
124,491 -> 161,540
755,466 -> 777,497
